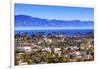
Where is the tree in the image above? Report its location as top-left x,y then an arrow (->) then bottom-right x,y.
27,59 -> 33,64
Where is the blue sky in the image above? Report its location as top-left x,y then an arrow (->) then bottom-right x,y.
15,3 -> 94,21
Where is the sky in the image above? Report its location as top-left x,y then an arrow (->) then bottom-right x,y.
15,3 -> 94,21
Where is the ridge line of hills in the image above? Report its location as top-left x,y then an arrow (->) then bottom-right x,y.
15,15 -> 94,29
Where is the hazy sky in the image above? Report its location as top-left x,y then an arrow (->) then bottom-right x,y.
15,3 -> 94,21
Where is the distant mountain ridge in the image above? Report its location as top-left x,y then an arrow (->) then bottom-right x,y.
15,15 -> 94,29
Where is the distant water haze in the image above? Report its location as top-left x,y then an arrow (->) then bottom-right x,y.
15,27 -> 94,30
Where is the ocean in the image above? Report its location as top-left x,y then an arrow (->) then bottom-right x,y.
15,29 -> 94,36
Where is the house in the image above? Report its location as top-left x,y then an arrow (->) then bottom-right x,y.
44,38 -> 52,44
16,53 -> 24,59
54,48 -> 62,56
73,51 -> 81,56
31,43 -> 40,49
42,47 -> 51,52
16,46 -> 32,52
22,46 -> 32,52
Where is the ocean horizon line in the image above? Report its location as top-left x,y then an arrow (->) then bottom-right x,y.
15,27 -> 94,31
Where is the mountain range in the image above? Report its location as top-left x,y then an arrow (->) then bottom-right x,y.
15,15 -> 94,29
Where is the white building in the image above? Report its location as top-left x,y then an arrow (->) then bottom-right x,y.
42,47 -> 51,52
22,47 -> 32,52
